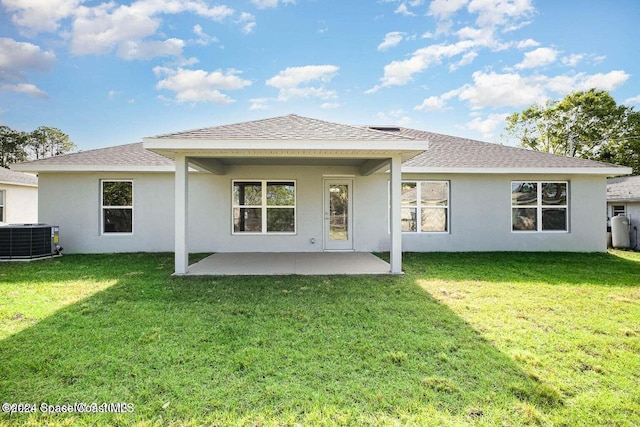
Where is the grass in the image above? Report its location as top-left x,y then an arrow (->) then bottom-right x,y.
0,251 -> 638,426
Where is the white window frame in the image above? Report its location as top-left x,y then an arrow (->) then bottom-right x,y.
398,180 -> 450,233
511,181 -> 569,233
232,180 -> 297,235
612,205 -> 626,218
101,180 -> 134,235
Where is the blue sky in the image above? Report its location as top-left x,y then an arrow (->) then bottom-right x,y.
1,0 -> 639,150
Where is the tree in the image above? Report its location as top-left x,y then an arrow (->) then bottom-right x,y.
0,126 -> 28,168
27,126 -> 76,160
597,110 -> 640,174
0,125 -> 76,167
503,89 -> 635,160
504,100 -> 565,155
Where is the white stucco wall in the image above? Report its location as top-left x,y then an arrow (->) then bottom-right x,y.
38,172 -> 175,253
400,173 -> 607,252
36,166 -> 387,253
0,183 -> 38,225
37,169 -> 608,254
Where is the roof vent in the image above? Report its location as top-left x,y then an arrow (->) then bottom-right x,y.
369,126 -> 401,132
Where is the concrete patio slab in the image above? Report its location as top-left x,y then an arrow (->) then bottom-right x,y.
186,252 -> 391,276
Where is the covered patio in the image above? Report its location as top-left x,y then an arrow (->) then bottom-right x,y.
186,252 -> 391,275
142,115 -> 429,275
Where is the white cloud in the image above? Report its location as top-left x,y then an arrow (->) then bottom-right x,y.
154,67 -> 251,103
0,38 -> 54,98
414,96 -> 447,111
515,38 -> 540,49
467,0 -> 535,28
369,39 -> 476,91
118,38 -> 185,60
266,65 -> 339,101
561,53 -> 584,67
0,82 -> 48,98
515,47 -> 558,69
2,0 -> 82,33
71,2 -> 163,56
321,102 -> 341,109
378,32 -> 405,51
251,0 -> 295,9
249,98 -> 269,110
395,3 -> 416,16
0,38 -> 56,81
449,50 -> 478,71
5,0 -> 237,60
466,113 -> 509,139
428,0 -> 468,20
624,95 -> 640,105
576,70 -> 630,91
458,71 -> 549,109
414,88 -> 460,111
421,69 -> 630,112
237,13 -> 256,34
546,70 -> 630,94
193,24 -> 218,46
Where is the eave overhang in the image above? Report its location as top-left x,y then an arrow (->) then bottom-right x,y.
10,164 -> 176,173
143,138 -> 430,175
402,166 -> 633,176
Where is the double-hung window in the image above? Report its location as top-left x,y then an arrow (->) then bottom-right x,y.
101,180 -> 133,234
233,180 -> 296,234
511,181 -> 568,232
400,181 -> 449,233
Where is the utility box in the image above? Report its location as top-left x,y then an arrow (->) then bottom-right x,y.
611,216 -> 631,249
0,224 -> 61,260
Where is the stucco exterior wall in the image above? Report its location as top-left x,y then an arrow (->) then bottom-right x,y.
401,173 -> 607,252
37,169 -> 608,254
0,183 -> 38,225
36,167 -> 388,254
38,172 -> 175,253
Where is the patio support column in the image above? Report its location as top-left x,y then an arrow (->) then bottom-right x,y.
389,154 -> 403,274
174,154 -> 189,275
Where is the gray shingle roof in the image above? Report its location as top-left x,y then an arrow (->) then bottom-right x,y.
11,115 -> 629,173
607,176 -> 640,201
396,128 -> 620,169
0,167 -> 37,186
153,114 -> 416,141
13,143 -> 173,168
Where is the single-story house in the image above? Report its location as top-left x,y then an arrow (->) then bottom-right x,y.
0,166 -> 38,225
12,114 -> 631,274
607,175 -> 640,249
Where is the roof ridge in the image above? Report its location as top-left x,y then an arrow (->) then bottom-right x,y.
151,114 -> 419,141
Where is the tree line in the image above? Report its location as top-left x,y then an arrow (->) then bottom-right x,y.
503,89 -> 640,174
0,125 -> 76,168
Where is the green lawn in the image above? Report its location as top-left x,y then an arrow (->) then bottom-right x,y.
0,251 -> 638,426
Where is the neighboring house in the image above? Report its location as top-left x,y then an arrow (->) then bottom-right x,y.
0,167 -> 38,224
12,115 -> 631,274
607,175 -> 640,249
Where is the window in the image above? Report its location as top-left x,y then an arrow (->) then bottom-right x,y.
233,180 -> 295,234
612,205 -> 626,217
102,180 -> 133,234
511,181 -> 568,232
400,181 -> 449,233
0,190 -> 4,222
